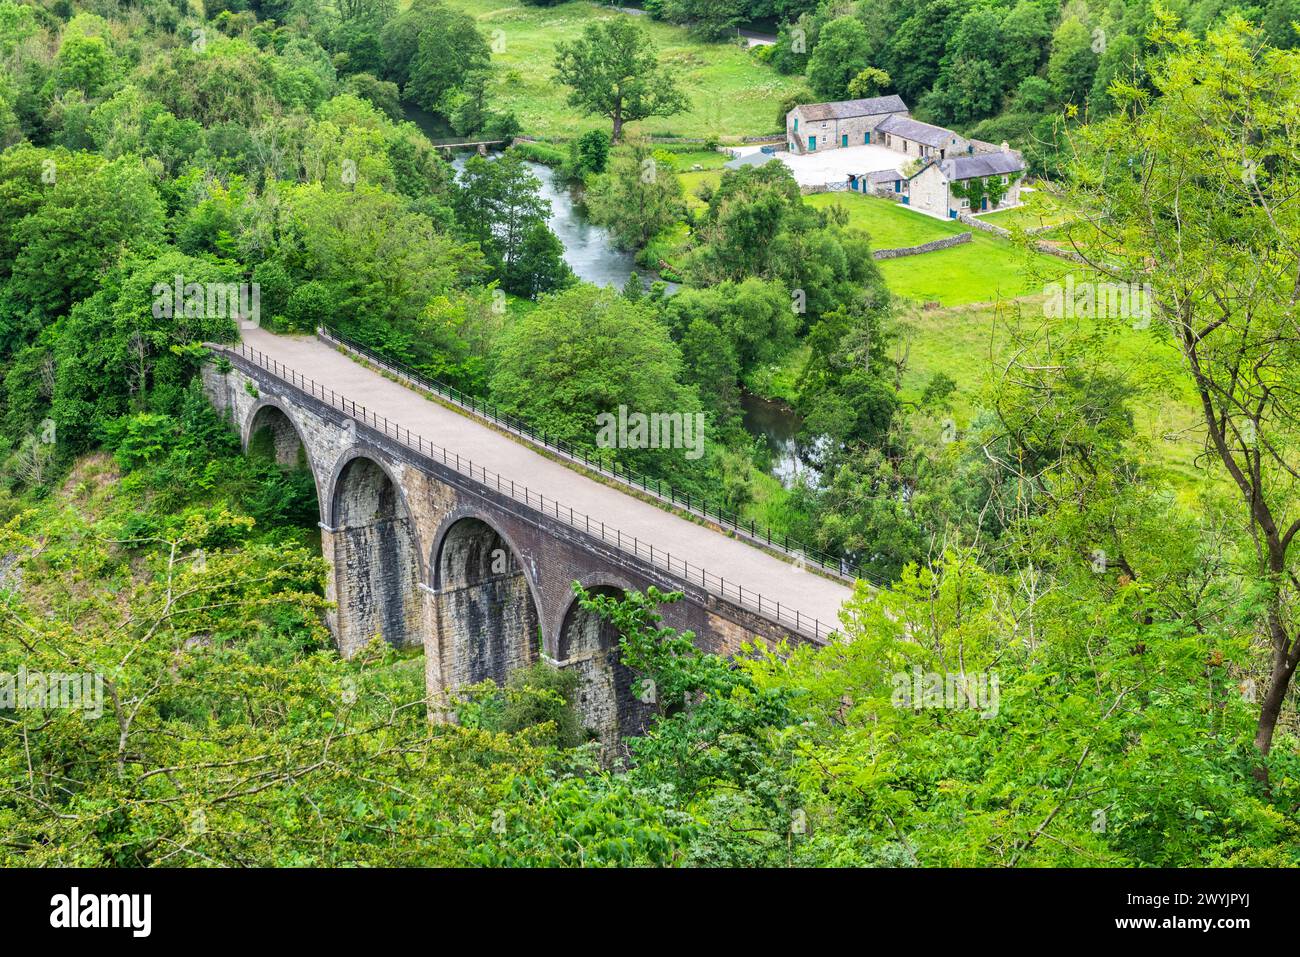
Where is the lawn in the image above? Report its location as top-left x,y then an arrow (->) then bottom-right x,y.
980,187 -> 1079,231
806,192 -> 1078,305
661,149 -> 731,171
679,168 -> 723,212
877,233 -> 1076,305
443,0 -> 802,139
807,192 -> 964,249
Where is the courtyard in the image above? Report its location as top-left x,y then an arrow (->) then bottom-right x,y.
731,143 -> 907,188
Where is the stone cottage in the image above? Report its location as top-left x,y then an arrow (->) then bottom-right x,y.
872,149 -> 1026,219
785,95 -> 908,154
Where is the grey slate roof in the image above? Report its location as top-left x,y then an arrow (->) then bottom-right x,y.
866,169 -> 903,183
940,151 -> 1025,180
724,151 -> 777,170
876,114 -> 963,149
796,95 -> 908,122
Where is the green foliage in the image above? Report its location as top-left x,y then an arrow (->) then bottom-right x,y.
806,17 -> 872,100
488,284 -> 702,477
453,151 -> 571,297
583,140 -> 684,249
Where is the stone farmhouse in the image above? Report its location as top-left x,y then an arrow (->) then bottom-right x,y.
785,94 -> 908,153
785,96 -> 1026,219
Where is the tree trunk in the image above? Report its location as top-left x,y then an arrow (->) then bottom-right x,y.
1253,622 -> 1299,760
611,97 -> 624,143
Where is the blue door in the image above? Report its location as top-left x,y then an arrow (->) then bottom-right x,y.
894,181 -> 901,193
981,197 -> 988,211
808,135 -> 816,151
865,132 -> 870,144
842,134 -> 848,147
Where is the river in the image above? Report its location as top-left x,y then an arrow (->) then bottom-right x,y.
740,391 -> 821,488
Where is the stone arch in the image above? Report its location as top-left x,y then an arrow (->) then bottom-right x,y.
243,398 -> 324,533
244,400 -> 310,469
430,511 -> 540,692
327,451 -> 425,654
558,576 -> 657,752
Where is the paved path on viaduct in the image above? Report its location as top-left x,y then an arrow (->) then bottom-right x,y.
241,327 -> 852,632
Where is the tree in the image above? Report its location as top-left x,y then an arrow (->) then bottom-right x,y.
508,222 -> 572,298
806,17 -> 872,100
1048,16 -> 1098,106
658,0 -> 745,41
405,7 -> 490,113
999,0 -> 1052,90
1,155 -> 165,345
276,182 -> 485,346
583,140 -> 683,249
847,66 -> 891,99
454,151 -> 564,295
1065,14 -> 1300,769
552,19 -> 688,142
570,128 -> 610,177
52,250 -> 242,442
488,285 -> 698,474
678,318 -> 741,428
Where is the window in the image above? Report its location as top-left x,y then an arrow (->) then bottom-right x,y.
1001,175 -> 1009,185
960,198 -> 970,208
793,117 -> 798,131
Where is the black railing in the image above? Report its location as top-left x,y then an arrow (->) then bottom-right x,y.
316,324 -> 883,588
214,341 -> 840,644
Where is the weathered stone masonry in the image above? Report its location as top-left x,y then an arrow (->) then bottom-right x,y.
203,351 -> 810,744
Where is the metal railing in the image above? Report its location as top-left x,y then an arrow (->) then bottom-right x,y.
316,324 -> 882,589
214,341 -> 838,644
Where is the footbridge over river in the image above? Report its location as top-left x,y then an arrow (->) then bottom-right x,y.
203,328 -> 854,747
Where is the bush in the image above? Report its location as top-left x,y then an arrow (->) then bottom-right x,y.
510,140 -> 566,167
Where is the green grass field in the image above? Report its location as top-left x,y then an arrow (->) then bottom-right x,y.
445,0 -> 801,139
895,299 -> 1205,485
806,192 -> 1078,305
980,187 -> 1079,231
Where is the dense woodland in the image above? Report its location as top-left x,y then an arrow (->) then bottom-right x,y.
0,0 -> 1298,866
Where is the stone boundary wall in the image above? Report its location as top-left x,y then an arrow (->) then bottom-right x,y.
872,231 -> 972,260
958,212 -> 1089,264
959,211 -> 1010,237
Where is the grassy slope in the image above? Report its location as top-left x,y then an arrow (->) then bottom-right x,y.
447,0 -> 801,139
895,299 -> 1204,485
980,187 -> 1079,230
785,195 -> 1201,482
806,192 -> 1078,306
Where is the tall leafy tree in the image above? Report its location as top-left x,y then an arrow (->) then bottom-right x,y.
583,140 -> 684,249
806,17 -> 872,100
552,19 -> 688,142
453,151 -> 567,296
1066,14 -> 1300,769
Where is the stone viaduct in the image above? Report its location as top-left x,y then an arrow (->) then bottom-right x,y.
202,334 -> 850,751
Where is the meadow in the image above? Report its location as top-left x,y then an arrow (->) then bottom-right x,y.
805,192 -> 1078,305
789,195 -> 1201,482
444,0 -> 802,139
